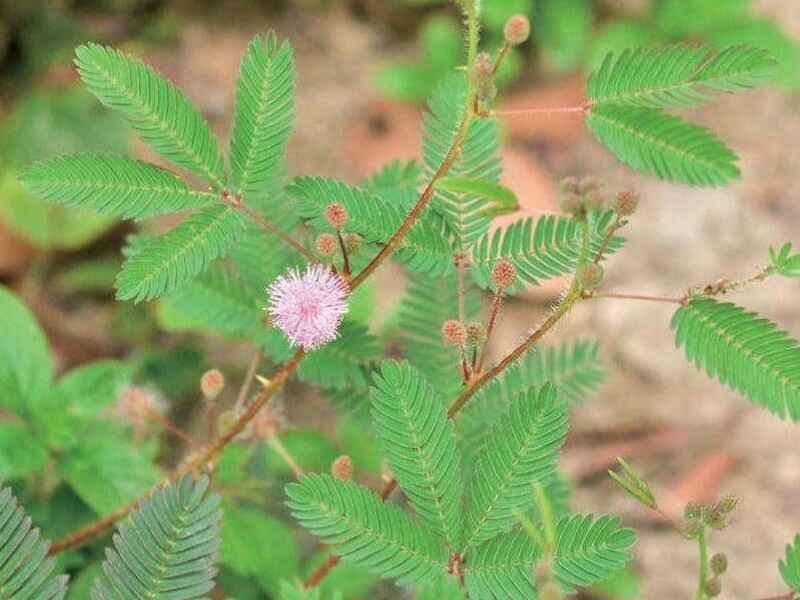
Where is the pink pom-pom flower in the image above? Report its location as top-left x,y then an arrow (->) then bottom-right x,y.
267,264 -> 349,351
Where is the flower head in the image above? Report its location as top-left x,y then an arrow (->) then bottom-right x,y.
267,264 -> 349,350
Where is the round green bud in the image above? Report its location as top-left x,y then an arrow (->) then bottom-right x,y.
704,577 -> 722,597
710,553 -> 728,575
577,263 -> 604,290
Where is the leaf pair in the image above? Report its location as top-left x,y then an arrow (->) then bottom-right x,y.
22,33 -> 296,302
287,362 -> 635,596
586,44 -> 776,185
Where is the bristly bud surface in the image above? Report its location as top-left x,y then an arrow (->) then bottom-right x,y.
710,553 -> 728,575
577,263 -> 604,290
492,259 -> 517,289
466,321 -> 485,346
441,319 -> 467,347
315,233 -> 338,257
614,190 -> 640,216
473,52 -> 497,106
331,455 -> 354,480
704,577 -> 722,597
200,369 -> 225,401
504,15 -> 531,46
324,203 -> 348,229
342,233 -> 362,255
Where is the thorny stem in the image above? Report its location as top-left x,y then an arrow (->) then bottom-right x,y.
49,349 -> 306,555
221,190 -> 316,262
695,527 -> 709,600
753,593 -> 797,600
593,213 -> 623,264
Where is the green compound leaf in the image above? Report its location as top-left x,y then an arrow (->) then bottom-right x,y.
471,212 -> 623,289
464,530 -> 540,600
20,154 -> 216,220
91,475 -> 222,599
423,74 -> 502,249
288,176 -> 452,276
297,320 -> 380,391
780,534 -> 800,592
116,205 -> 247,302
553,514 -> 636,593
370,361 -> 463,549
229,33 -> 294,197
587,104 -> 740,186
75,43 -> 225,188
463,384 -> 569,550
286,474 -> 446,586
588,44 -> 776,109
672,297 -> 800,421
0,483 -> 69,599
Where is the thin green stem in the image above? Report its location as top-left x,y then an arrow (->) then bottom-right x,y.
695,527 -> 709,600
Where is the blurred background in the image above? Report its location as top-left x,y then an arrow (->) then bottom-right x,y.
0,0 -> 798,598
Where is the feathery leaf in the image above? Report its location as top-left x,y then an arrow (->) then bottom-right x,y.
74,43 -> 225,188
423,74 -> 501,249
20,154 -> 216,220
780,534 -> 800,592
588,44 -> 776,109
587,104 -> 740,186
91,474 -> 222,599
0,483 -> 68,599
472,212 -> 623,289
371,361 -> 463,549
116,206 -> 246,302
464,530 -> 540,600
297,320 -> 380,390
672,297 -> 800,421
463,385 -> 569,550
286,474 -> 446,585
397,271 -> 480,398
229,33 -> 294,197
553,514 -> 636,593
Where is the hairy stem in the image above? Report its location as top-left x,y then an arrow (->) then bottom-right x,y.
337,231 -> 351,277
49,349 -> 306,555
695,527 -> 709,600
493,105 -> 589,117
221,190 -> 316,262
476,289 -> 502,375
586,291 -> 688,305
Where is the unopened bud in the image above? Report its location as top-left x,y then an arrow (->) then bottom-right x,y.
710,553 -> 728,575
117,386 -> 159,426
315,233 -> 338,257
704,577 -> 722,598
685,502 -> 705,522
539,582 -> 561,600
559,192 -> 583,217
331,455 -> 353,480
324,203 -> 348,229
342,233 -> 362,255
441,319 -> 467,347
578,176 -> 601,195
559,176 -> 580,195
504,15 -> 531,46
473,52 -> 497,106
716,494 -> 738,514
466,321 -> 485,346
200,369 -> 225,401
577,263 -> 604,290
584,190 -> 607,210
614,190 -> 640,216
492,259 -> 517,289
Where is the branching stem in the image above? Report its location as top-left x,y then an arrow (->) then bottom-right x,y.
221,190 -> 316,262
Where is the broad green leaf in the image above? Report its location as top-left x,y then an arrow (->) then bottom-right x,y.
222,503 -> 300,597
0,286 -> 53,415
0,423 -> 49,480
20,154 -> 217,219
60,431 -> 161,514
229,33 -> 294,197
75,43 -> 225,187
